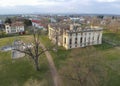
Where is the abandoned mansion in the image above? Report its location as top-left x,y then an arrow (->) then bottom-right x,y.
48,23 -> 103,49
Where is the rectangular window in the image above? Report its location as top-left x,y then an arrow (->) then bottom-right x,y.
84,37 -> 86,43
64,37 -> 66,44
81,32 -> 83,35
88,37 -> 90,45
84,37 -> 86,46
97,35 -> 100,43
75,38 -> 77,44
76,33 -> 78,36
69,38 -> 72,44
89,33 -> 91,35
75,38 -> 77,40
80,37 -> 82,43
56,37 -> 58,40
92,37 -> 94,40
92,37 -> 94,44
80,37 -> 82,46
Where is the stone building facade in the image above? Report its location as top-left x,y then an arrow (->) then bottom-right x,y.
48,24 -> 103,49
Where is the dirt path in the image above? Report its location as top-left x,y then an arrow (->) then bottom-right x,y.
40,43 -> 62,86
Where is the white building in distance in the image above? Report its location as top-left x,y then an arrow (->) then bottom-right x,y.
48,23 -> 103,49
5,22 -> 24,34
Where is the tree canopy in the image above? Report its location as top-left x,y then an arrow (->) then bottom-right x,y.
24,19 -> 32,27
5,18 -> 12,24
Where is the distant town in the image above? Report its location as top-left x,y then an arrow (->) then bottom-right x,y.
0,14 -> 120,47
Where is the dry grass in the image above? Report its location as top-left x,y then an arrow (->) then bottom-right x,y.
40,35 -> 120,86
59,47 -> 108,86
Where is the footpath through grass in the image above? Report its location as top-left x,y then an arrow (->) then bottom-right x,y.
40,35 -> 120,86
40,35 -> 71,69
0,36 -> 53,86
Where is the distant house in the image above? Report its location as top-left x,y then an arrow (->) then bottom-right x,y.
5,22 -> 24,34
31,20 -> 43,28
0,20 -> 4,30
70,17 -> 85,22
50,18 -> 57,23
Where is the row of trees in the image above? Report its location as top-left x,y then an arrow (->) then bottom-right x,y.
4,17 -> 32,26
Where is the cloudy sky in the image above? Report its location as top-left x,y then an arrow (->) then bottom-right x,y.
0,0 -> 120,14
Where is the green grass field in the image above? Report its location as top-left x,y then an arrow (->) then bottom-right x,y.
0,34 -> 120,86
0,36 -> 53,86
40,34 -> 120,86
103,30 -> 120,42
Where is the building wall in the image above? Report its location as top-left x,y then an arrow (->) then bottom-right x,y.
48,25 -> 103,50
32,22 -> 44,29
5,24 -> 24,34
48,25 -> 63,46
63,30 -> 102,49
5,25 -> 11,33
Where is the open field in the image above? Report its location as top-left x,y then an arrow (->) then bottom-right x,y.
103,30 -> 120,42
0,36 -> 53,86
0,33 -> 120,86
40,34 -> 120,86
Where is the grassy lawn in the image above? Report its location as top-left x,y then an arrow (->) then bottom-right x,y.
103,31 -> 120,42
0,36 -> 53,86
104,33 -> 120,40
40,35 -> 120,86
95,44 -> 120,86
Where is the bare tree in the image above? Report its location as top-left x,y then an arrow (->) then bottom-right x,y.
14,31 -> 49,71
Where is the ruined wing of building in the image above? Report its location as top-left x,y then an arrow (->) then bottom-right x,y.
48,23 -> 103,50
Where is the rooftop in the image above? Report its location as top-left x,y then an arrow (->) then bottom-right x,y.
49,23 -> 102,32
5,22 -> 24,27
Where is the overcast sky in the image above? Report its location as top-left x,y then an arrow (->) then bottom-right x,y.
0,0 -> 120,14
